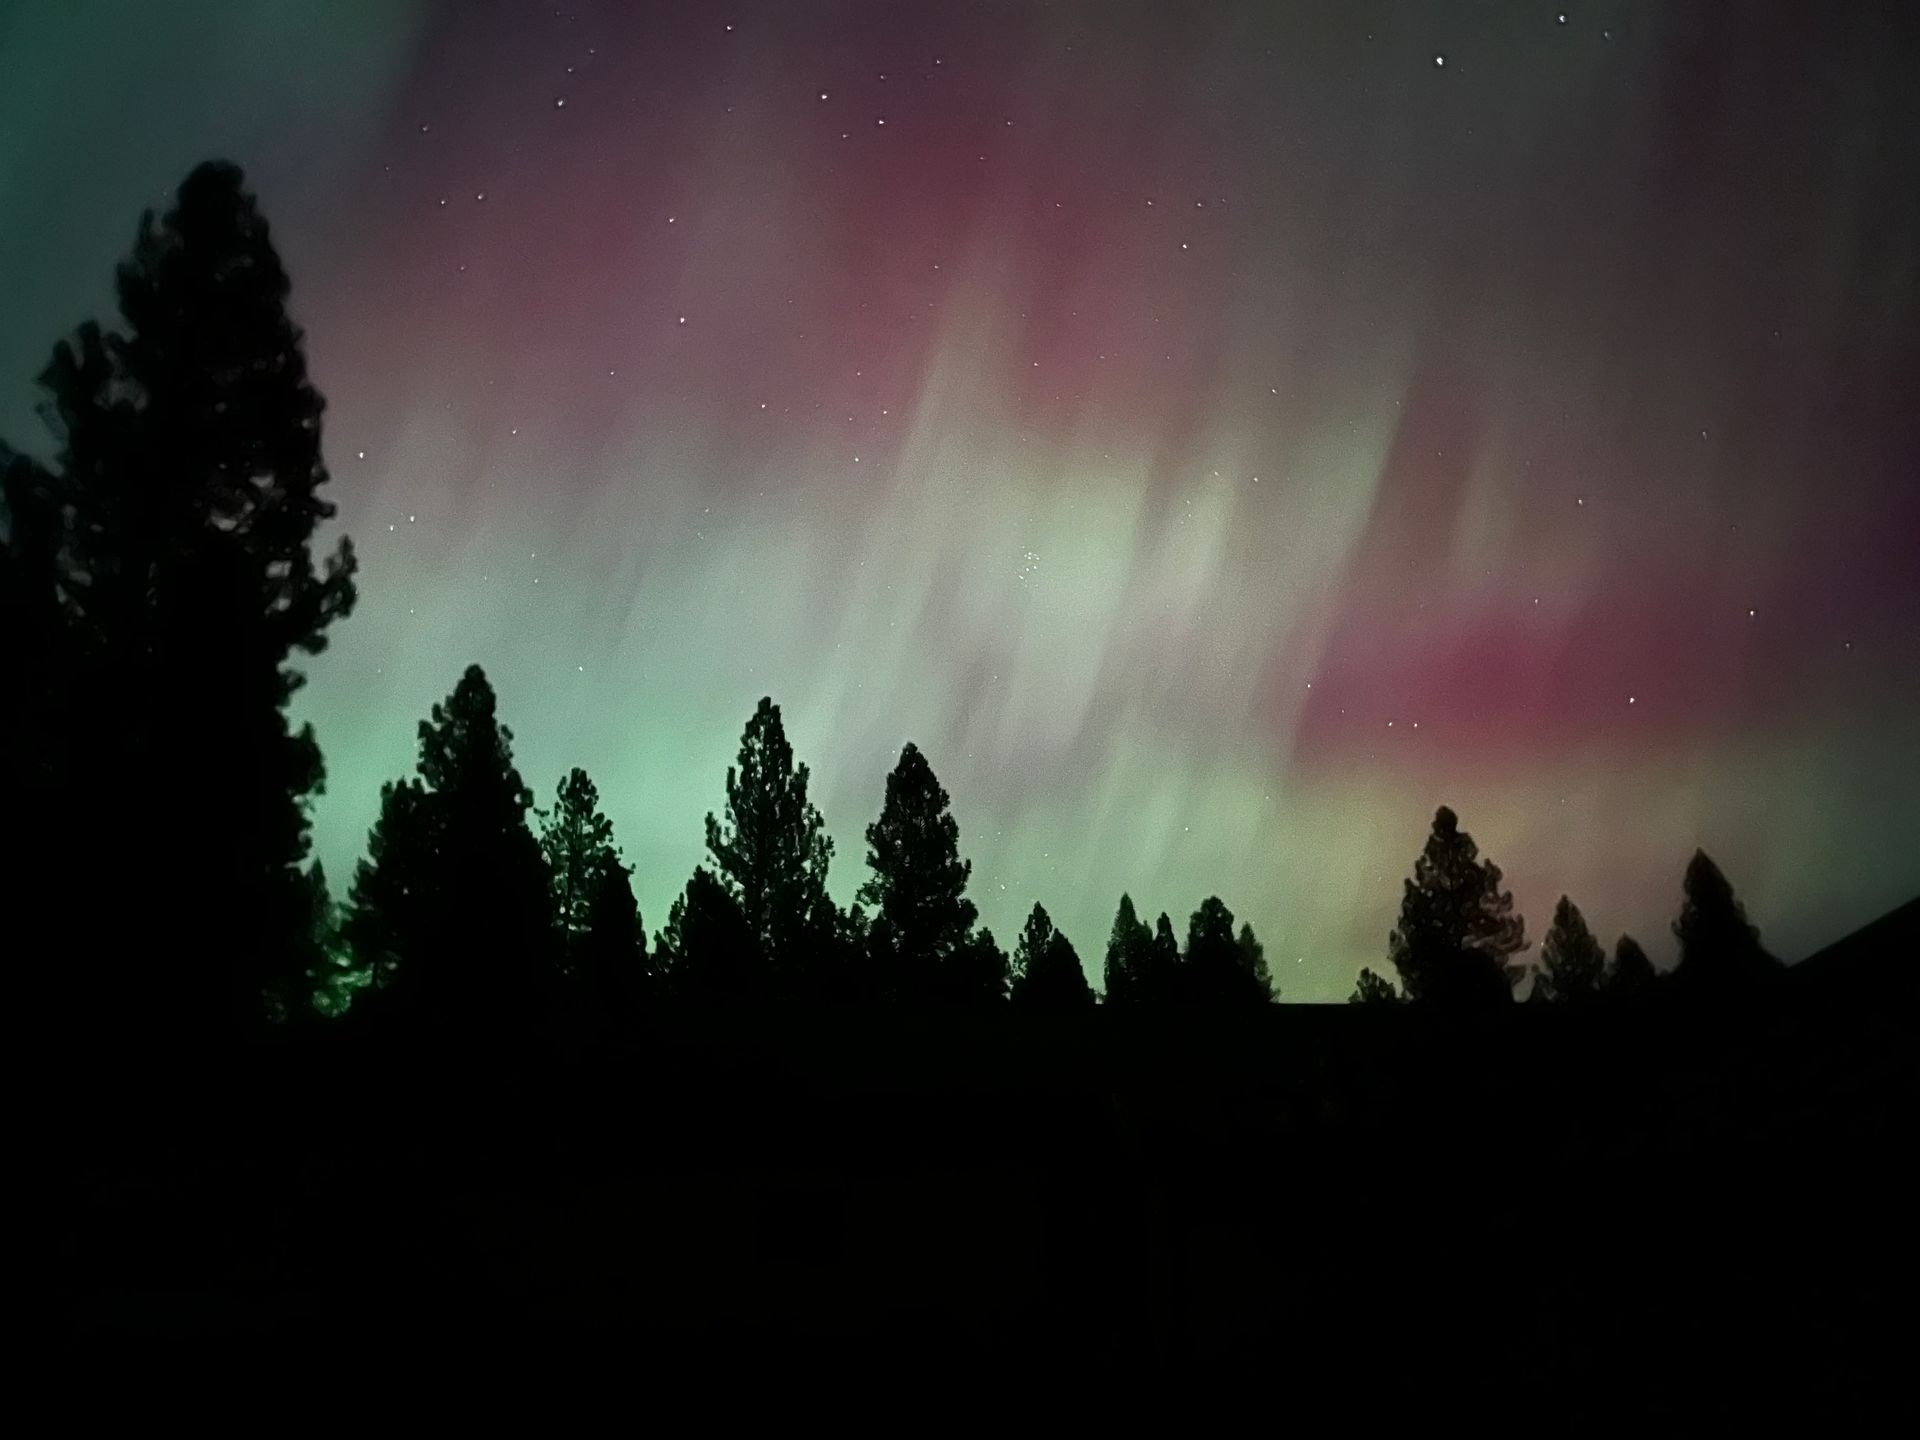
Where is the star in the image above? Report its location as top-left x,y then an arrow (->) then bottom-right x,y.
1434,54 -> 1446,67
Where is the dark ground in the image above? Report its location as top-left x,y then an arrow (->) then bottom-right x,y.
46,906 -> 1916,1418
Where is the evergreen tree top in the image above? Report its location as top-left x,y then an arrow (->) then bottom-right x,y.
1539,894 -> 1607,1003
1673,849 -> 1776,985
1389,805 -> 1528,1005
417,665 -> 532,813
704,695 -> 833,948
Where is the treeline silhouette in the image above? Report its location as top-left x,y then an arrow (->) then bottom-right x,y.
0,165 -> 1786,1038
11,164 -> 1913,1412
327,661 -> 1782,1031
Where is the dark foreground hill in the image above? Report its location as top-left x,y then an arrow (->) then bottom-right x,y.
46,901 -> 1916,1416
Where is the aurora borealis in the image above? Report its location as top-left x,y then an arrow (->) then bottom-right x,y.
3,2 -> 1916,997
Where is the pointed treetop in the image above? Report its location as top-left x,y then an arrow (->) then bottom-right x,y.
1103,892 -> 1154,1005
1011,902 -> 1092,1009
1607,933 -> 1658,995
704,695 -> 833,958
1388,804 -> 1528,1006
1538,894 -> 1607,1003
1673,849 -> 1776,987
417,664 -> 531,814
858,741 -> 977,960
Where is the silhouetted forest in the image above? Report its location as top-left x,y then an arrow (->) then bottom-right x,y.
9,165 -> 1914,1413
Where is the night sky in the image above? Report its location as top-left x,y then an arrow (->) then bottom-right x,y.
4,2 -> 1917,996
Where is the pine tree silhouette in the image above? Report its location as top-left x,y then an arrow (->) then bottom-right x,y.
655,865 -> 761,999
1605,933 -> 1658,996
1102,894 -> 1153,1006
300,861 -> 368,1020
703,698 -> 838,996
1143,912 -> 1183,1006
1387,806 -> 1528,1008
858,743 -> 997,1004
345,777 -> 433,1003
1671,850 -> 1778,993
1010,903 -> 1095,1010
1349,967 -> 1401,1004
1237,922 -> 1276,1003
1180,897 -> 1275,1006
947,925 -> 1012,1008
540,767 -> 646,1019
20,161 -> 356,1034
542,769 -> 628,964
1537,895 -> 1607,1003
581,860 -> 648,1011
347,666 -> 551,1031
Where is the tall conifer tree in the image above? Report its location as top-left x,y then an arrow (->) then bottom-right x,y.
348,666 -> 550,1029
1671,851 -> 1778,992
1102,894 -> 1153,1006
859,743 -> 994,1003
25,161 -> 356,1031
1011,903 -> 1095,1010
1387,806 -> 1528,1008
704,698 -> 836,995
1606,934 -> 1658,996
1538,896 -> 1607,1003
